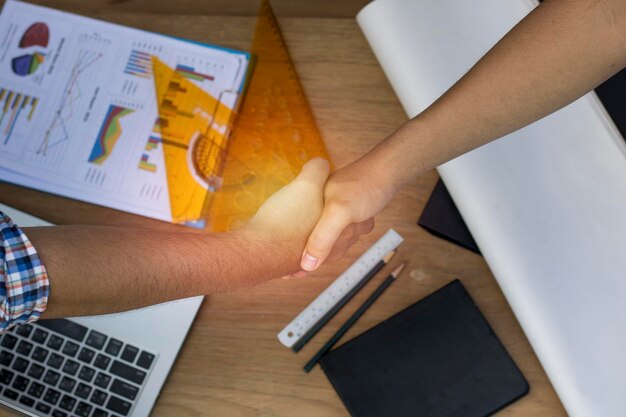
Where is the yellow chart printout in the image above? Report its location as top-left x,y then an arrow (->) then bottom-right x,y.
151,56 -> 235,225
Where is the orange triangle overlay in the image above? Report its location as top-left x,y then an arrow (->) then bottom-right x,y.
208,0 -> 330,231
151,0 -> 330,230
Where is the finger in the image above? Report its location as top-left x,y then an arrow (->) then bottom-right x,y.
293,270 -> 308,278
326,218 -> 375,262
360,217 -> 375,235
301,205 -> 351,271
296,157 -> 330,186
279,269 -> 309,280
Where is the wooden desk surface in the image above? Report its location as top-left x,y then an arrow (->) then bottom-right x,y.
0,1 -> 567,415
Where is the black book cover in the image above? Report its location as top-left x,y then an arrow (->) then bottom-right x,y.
320,280 -> 528,417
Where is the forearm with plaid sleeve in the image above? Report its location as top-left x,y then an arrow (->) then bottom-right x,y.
0,211 -> 49,333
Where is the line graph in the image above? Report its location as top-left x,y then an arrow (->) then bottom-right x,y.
24,32 -> 112,173
36,48 -> 103,155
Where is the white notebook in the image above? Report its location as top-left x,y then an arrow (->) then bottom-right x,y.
357,1 -> 626,416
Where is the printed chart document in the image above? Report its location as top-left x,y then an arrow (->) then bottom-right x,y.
0,0 -> 249,225
357,1 -> 626,416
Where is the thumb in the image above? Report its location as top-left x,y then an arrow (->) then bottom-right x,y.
301,204 -> 351,271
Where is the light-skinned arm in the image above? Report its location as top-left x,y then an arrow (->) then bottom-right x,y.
24,158 -> 331,318
300,0 -> 626,271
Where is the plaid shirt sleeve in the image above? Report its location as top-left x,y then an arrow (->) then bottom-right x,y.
0,211 -> 49,333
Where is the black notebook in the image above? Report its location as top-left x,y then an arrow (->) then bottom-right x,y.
418,179 -> 481,254
319,280 -> 528,417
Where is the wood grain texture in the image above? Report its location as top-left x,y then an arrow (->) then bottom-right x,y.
0,1 -> 567,416
19,0 -> 372,18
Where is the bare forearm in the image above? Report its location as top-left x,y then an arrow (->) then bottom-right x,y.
300,0 -> 626,271
365,0 -> 626,189
25,226 -> 288,318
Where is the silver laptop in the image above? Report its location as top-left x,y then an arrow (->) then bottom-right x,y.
0,203 -> 203,417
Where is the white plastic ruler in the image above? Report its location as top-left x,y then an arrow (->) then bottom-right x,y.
277,229 -> 404,348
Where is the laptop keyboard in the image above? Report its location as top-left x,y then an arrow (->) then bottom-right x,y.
0,319 -> 157,416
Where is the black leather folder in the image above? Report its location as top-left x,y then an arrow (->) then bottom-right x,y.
320,280 -> 528,417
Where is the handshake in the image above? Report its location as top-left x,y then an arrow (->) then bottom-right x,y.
245,157 -> 397,279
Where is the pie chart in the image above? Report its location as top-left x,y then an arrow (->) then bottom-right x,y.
11,53 -> 45,76
19,22 -> 49,48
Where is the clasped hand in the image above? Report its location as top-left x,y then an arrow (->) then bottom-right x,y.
247,157 -> 396,278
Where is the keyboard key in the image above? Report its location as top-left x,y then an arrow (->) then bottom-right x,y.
3,388 -> 18,400
76,401 -> 93,417
12,375 -> 29,391
62,359 -> 79,376
94,354 -> 111,370
78,347 -> 95,364
12,357 -> 29,373
37,320 -> 88,342
0,369 -> 15,384
94,372 -> 111,389
19,395 -> 35,407
91,389 -> 107,406
52,410 -> 68,417
47,353 -> 64,369
78,366 -> 95,383
106,395 -> 131,416
43,388 -> 61,405
1,334 -> 17,349
32,328 -> 49,344
137,351 -> 155,369
58,376 -> 76,393
32,346 -> 49,363
27,363 -> 45,380
110,379 -> 139,401
110,360 -> 146,385
75,382 -> 92,399
105,339 -> 123,356
36,402 -> 52,413
86,331 -> 107,350
16,340 -> 33,356
59,394 -> 76,411
0,350 -> 14,366
43,370 -> 60,386
62,341 -> 79,357
47,335 -> 64,351
92,409 -> 109,417
27,381 -> 45,398
120,345 -> 138,363
15,325 -> 33,338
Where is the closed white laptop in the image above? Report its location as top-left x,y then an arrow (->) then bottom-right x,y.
0,203 -> 203,417
357,0 -> 626,416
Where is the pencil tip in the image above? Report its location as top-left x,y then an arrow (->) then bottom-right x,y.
391,262 -> 407,278
382,250 -> 396,264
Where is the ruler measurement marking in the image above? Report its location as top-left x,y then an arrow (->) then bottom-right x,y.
278,229 -> 403,347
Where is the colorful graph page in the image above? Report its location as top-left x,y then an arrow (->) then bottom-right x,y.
0,0 -> 250,225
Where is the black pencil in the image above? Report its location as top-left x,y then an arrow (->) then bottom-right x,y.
292,250 -> 396,352
303,262 -> 407,373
